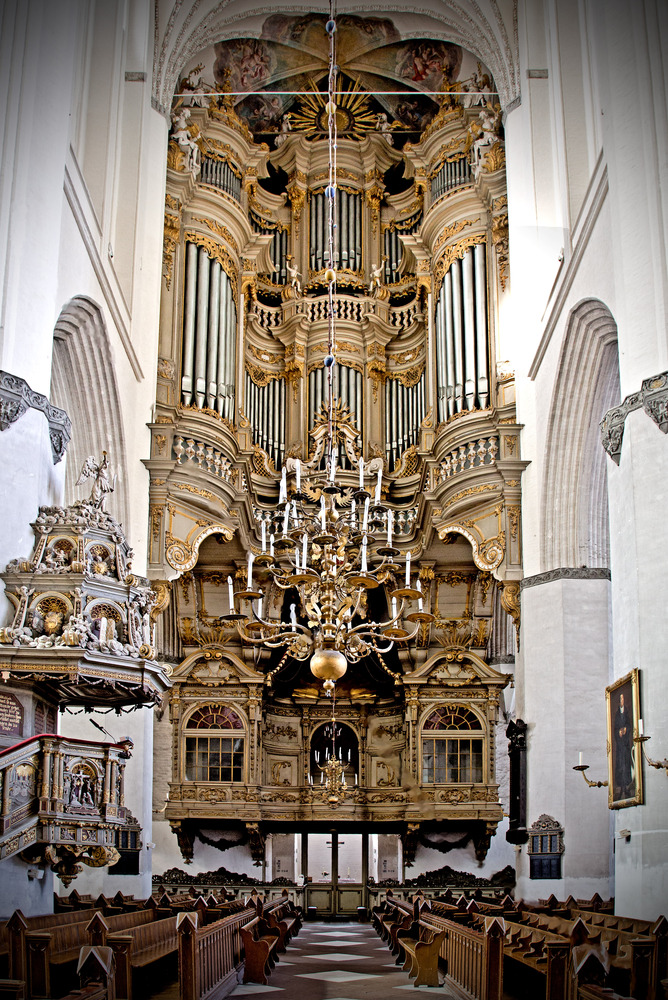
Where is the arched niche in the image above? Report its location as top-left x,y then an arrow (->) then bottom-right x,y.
309,720 -> 359,784
542,299 -> 620,570
50,296 -> 130,532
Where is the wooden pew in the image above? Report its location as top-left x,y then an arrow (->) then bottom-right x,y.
395,901 -> 446,988
262,899 -> 301,952
239,916 -> 280,985
107,915 -> 180,1000
25,909 -> 162,999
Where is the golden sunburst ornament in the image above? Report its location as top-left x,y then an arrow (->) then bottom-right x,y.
290,79 -> 378,140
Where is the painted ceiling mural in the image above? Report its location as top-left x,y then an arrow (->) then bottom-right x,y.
178,14 -> 495,146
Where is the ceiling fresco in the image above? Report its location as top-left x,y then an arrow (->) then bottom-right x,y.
178,13 -> 495,147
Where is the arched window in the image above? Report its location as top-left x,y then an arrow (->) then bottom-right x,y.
421,706 -> 484,784
184,704 -> 244,782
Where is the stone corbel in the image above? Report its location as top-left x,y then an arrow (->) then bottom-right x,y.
0,370 -> 71,463
600,370 -> 668,463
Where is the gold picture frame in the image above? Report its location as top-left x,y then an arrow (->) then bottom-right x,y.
606,669 -> 643,809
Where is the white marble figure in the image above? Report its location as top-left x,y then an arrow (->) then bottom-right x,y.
368,261 -> 384,295
171,107 -> 200,174
76,453 -> 115,511
374,113 -> 394,146
275,113 -> 292,147
471,104 -> 502,175
286,258 -> 302,294
462,69 -> 493,108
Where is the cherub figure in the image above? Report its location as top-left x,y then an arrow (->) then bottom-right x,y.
76,452 -> 115,511
368,260 -> 385,295
286,256 -> 302,294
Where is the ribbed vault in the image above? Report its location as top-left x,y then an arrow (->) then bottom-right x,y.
50,296 -> 130,534
541,299 -> 620,571
152,0 -> 520,114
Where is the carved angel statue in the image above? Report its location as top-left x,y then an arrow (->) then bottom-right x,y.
275,113 -> 292,147
179,65 -> 211,108
170,106 -> 200,175
286,256 -> 302,294
374,112 -> 394,146
368,260 -> 385,295
75,452 -> 115,510
471,103 -> 503,174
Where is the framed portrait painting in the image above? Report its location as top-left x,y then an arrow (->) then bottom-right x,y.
606,669 -> 643,809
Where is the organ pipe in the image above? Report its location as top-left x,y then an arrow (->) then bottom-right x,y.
181,243 -> 237,418
310,190 -> 362,272
434,244 -> 489,422
384,372 -> 426,470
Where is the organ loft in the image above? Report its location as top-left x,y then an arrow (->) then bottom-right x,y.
144,24 -> 523,904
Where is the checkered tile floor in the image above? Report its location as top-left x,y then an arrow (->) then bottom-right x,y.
229,921 -> 458,998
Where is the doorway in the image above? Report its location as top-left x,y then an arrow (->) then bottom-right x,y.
304,831 -> 367,917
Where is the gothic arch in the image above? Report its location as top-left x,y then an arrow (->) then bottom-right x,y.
541,299 -> 620,571
50,296 -> 130,533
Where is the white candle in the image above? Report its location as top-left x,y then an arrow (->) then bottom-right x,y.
362,497 -> 370,530
359,457 -> 364,489
282,504 -> 289,536
261,520 -> 267,553
361,537 -> 368,573
417,578 -> 423,613
348,749 -> 351,762
392,596 -> 397,620
638,718 -> 644,736
257,597 -> 263,619
295,459 -> 301,491
387,509 -> 393,546
227,575 -> 234,612
329,452 -> 337,483
375,467 -> 382,505
321,495 -> 326,530
351,498 -> 356,526
247,552 -> 254,589
316,751 -> 319,762
578,751 -> 583,766
405,550 -> 411,587
302,532 -> 308,568
280,467 -> 287,503
355,773 -> 358,785
321,772 -> 324,784
290,603 -> 297,630
269,533 -> 274,557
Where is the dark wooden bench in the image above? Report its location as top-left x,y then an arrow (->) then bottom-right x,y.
393,901 -> 446,988
24,909 -> 163,999
261,897 -> 301,952
240,915 -> 281,985
107,915 -> 179,1000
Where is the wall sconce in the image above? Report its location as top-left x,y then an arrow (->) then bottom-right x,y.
634,719 -> 668,773
573,751 -> 608,788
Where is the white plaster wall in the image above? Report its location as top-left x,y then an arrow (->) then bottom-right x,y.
0,857 -> 55,920
517,578 -> 612,902
151,822 -> 258,882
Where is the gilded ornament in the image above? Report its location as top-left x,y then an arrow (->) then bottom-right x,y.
433,218 -> 480,253
386,361 -> 425,388
507,505 -> 521,541
391,346 -> 423,366
157,357 -> 175,380
162,213 -> 180,290
245,361 -> 285,388
248,343 -> 282,365
184,233 -> 238,299
483,142 -> 506,172
434,235 -> 487,286
192,216 -> 239,254
174,483 -> 219,503
499,580 -> 520,632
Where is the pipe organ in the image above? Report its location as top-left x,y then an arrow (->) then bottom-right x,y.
310,188 -> 363,273
435,244 -> 489,420
153,47 -> 521,857
180,241 -> 237,418
430,155 -> 472,201
244,373 -> 286,469
251,212 -> 288,285
200,156 -> 242,201
385,371 -> 426,470
383,212 -> 422,284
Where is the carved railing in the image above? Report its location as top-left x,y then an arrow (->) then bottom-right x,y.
249,294 -> 421,331
179,907 -> 256,1000
0,734 -> 132,861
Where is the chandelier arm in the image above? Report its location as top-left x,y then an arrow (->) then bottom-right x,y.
373,650 -> 403,684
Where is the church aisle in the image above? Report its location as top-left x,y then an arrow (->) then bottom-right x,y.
229,921 -> 459,998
